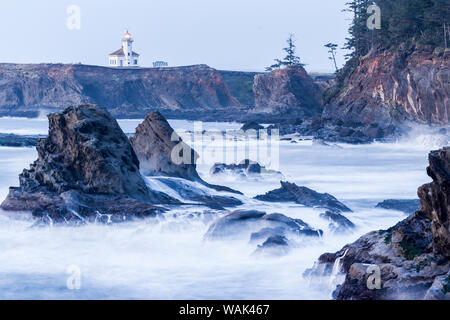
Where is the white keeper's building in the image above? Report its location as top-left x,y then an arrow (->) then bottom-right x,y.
109,31 -> 140,68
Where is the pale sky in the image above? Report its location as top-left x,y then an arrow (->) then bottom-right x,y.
0,0 -> 351,72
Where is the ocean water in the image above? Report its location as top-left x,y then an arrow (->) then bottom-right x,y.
0,117 -> 444,299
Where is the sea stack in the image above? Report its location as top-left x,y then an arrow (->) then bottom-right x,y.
1,104 -> 177,223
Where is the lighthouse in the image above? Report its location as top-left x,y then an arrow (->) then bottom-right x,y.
109,31 -> 140,68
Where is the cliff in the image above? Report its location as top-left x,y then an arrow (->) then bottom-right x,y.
0,63 -> 243,120
305,147 -> 450,300
323,49 -> 449,127
252,67 -> 323,121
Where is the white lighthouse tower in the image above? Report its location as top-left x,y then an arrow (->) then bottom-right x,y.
109,31 -> 140,68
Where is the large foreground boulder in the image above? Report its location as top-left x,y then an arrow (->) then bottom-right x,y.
1,105 -> 177,223
305,147 -> 450,300
255,181 -> 351,213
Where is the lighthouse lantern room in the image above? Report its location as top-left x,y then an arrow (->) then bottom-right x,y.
109,31 -> 140,67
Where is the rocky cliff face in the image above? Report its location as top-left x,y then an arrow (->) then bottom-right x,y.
324,50 -> 449,126
0,104 -> 177,223
0,64 -> 243,120
252,67 -> 323,121
305,147 -> 450,300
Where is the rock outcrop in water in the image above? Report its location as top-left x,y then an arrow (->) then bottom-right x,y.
130,111 -> 200,180
0,104 -> 178,223
130,111 -> 242,195
255,181 -> 352,213
252,67 -> 323,121
305,147 -> 450,300
324,50 -> 449,126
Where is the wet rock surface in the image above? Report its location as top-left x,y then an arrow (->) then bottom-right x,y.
130,111 -> 200,180
204,210 -> 323,253
319,211 -> 355,233
254,181 -> 352,213
240,121 -> 264,131
305,147 -> 450,300
130,111 -> 242,195
0,105 -> 178,223
376,199 -> 421,214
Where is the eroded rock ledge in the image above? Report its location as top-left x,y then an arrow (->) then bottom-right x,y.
305,147 -> 450,300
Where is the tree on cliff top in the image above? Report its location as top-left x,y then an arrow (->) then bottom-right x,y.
266,34 -> 306,71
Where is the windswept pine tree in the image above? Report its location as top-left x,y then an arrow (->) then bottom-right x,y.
324,0 -> 450,104
266,34 -> 306,71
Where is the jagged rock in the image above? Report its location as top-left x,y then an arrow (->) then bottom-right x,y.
241,121 -> 264,131
418,147 -> 450,257
253,235 -> 290,256
252,67 -> 323,120
320,210 -> 355,233
130,111 -> 242,195
0,104 -> 178,223
254,181 -> 352,213
305,147 -> 450,300
210,159 -> 279,176
204,210 -> 322,241
204,210 -> 266,239
376,199 -> 421,214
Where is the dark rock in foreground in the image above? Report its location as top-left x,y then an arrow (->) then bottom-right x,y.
0,105 -> 178,223
255,181 -> 352,213
0,133 -> 43,147
305,147 -> 450,300
376,199 -> 421,214
320,211 -> 355,233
